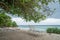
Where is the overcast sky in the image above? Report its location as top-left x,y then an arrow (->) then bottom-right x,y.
12,1 -> 60,25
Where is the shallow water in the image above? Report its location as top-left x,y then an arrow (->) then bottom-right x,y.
18,25 -> 60,31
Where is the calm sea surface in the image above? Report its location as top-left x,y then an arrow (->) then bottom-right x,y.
18,25 -> 60,31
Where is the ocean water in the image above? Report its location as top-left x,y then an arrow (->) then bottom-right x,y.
18,25 -> 60,31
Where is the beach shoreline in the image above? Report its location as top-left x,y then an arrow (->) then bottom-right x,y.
0,27 -> 60,40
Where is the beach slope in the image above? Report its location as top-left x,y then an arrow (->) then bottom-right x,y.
0,28 -> 60,40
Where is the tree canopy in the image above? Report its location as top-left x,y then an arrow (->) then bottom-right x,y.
0,0 -> 59,22
0,13 -> 18,27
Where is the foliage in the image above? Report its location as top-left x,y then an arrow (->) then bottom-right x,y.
12,21 -> 18,27
0,0 -> 56,22
47,28 -> 60,34
0,13 -> 18,27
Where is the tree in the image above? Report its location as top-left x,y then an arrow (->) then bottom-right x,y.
0,0 -> 57,22
0,13 -> 18,27
12,21 -> 17,27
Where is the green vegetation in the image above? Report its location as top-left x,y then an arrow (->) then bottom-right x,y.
47,28 -> 60,34
0,0 -> 60,27
0,13 -> 18,27
0,0 -> 56,22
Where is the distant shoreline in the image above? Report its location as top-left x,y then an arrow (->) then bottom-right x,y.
18,25 -> 60,26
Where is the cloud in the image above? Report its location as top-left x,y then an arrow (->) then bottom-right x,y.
12,18 -> 60,25
39,18 -> 60,25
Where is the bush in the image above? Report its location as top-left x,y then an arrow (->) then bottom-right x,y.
47,28 -> 60,34
0,13 -> 18,27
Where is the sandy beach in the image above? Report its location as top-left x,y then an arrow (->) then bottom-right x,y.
0,28 -> 60,40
